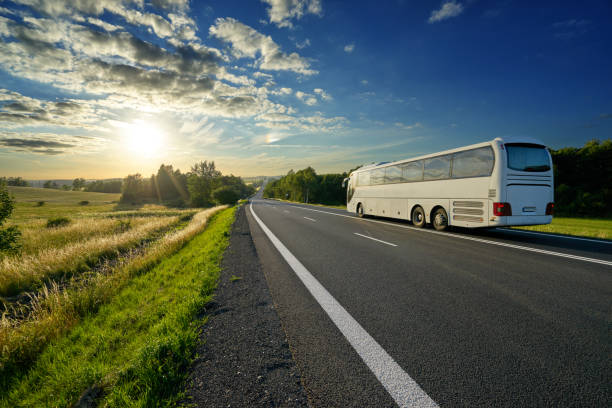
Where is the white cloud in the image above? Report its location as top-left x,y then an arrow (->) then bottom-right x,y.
271,87 -> 293,95
209,17 -> 317,75
87,17 -> 121,31
313,88 -> 332,101
295,90 -> 317,105
260,0 -> 322,28
344,43 -> 355,53
428,1 -> 464,24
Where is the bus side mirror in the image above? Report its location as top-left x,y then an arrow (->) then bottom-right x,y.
342,178 -> 348,188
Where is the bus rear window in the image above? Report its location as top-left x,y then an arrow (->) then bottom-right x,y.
506,145 -> 551,172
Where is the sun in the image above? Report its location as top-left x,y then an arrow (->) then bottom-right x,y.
123,121 -> 164,157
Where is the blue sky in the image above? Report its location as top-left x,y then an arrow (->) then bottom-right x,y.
0,0 -> 610,178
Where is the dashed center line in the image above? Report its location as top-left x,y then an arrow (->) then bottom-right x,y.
283,204 -> 612,267
354,233 -> 398,247
303,216 -> 316,222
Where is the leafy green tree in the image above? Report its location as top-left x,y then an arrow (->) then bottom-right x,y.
156,164 -> 188,203
0,183 -> 21,253
551,139 -> 612,216
72,178 -> 86,190
85,180 -> 122,193
213,185 -> 241,205
187,161 -> 221,207
1,177 -> 28,187
43,180 -> 59,189
120,174 -> 146,203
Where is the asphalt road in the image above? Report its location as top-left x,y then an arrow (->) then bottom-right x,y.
246,190 -> 611,407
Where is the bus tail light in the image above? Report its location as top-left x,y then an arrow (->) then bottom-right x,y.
546,202 -> 554,215
493,202 -> 512,216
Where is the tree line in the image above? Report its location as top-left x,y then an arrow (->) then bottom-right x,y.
263,167 -> 348,206
551,139 -> 611,217
120,161 -> 255,207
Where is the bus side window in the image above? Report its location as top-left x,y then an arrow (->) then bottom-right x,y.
358,171 -> 370,186
371,168 -> 385,185
401,161 -> 423,182
385,166 -> 402,183
424,156 -> 451,180
452,147 -> 495,178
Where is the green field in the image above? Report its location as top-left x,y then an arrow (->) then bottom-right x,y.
513,217 -> 612,240
1,186 -> 232,405
1,207 -> 235,406
6,186 -> 122,221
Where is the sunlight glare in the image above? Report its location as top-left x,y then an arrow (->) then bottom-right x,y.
123,121 -> 164,157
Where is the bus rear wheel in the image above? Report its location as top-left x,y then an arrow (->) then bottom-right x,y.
357,204 -> 365,218
432,208 -> 449,231
412,206 -> 426,228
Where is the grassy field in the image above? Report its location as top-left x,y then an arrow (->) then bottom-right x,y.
1,207 -> 235,406
6,186 -> 122,221
513,217 -> 612,240
1,187 -> 231,400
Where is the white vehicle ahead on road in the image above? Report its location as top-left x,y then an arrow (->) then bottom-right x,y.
343,137 -> 554,231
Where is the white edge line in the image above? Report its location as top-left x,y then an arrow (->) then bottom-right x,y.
249,204 -> 438,408
354,232 -> 398,247
281,203 -> 612,267
496,228 -> 612,245
303,216 -> 316,222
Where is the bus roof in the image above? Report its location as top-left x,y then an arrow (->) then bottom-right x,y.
350,137 -> 546,174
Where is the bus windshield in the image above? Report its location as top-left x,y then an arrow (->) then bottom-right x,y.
506,145 -> 551,172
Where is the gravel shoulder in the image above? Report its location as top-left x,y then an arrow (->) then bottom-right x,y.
183,205 -> 309,407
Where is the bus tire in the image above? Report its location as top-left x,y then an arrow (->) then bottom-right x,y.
412,206 -> 426,228
432,207 -> 449,231
357,203 -> 365,218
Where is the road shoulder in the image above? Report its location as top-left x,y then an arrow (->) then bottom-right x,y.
183,205 -> 308,407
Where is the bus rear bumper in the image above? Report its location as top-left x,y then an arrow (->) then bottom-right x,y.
489,215 -> 552,227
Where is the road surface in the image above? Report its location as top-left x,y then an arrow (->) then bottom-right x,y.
246,191 -> 611,407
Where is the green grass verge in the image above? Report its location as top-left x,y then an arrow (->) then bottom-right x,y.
1,207 -> 235,407
512,217 -> 612,240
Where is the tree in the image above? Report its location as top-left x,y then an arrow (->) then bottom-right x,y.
0,177 -> 28,187
120,174 -> 146,203
72,178 -> 86,190
187,161 -> 221,207
213,185 -> 241,205
156,164 -> 188,203
43,180 -> 59,189
0,182 -> 21,253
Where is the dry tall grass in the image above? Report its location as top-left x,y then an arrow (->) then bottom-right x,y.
0,206 -> 225,380
0,216 -> 179,297
18,217 -> 158,254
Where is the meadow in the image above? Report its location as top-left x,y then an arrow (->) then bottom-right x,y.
1,187 -> 233,405
513,217 -> 612,240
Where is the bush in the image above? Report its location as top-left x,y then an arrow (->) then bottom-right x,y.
46,217 -> 71,228
79,200 -> 89,206
1,185 -> 21,253
36,201 -> 45,206
212,186 -> 240,205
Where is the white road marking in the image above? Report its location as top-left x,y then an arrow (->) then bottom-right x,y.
303,216 -> 316,222
283,210 -> 290,213
354,233 -> 398,247
250,204 -> 438,408
496,228 -> 612,245
284,204 -> 612,267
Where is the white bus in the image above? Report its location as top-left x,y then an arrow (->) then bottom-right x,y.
343,137 -> 554,231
